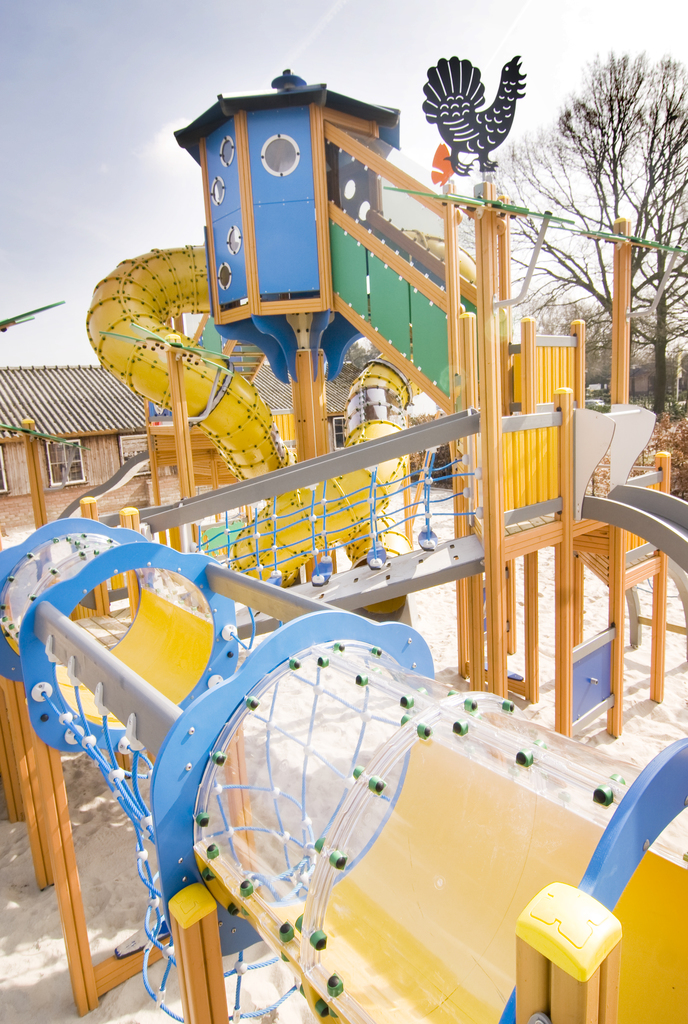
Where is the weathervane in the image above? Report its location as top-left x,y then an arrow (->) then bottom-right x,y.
423,56 -> 526,184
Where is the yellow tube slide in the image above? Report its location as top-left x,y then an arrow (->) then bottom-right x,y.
87,249 -> 411,583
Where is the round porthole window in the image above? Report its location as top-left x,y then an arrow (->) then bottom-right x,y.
220,136 -> 235,167
261,134 -> 300,177
227,225 -> 242,255
217,263 -> 232,290
211,176 -> 225,205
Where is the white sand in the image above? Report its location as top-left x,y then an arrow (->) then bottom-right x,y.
1,502 -> 687,1022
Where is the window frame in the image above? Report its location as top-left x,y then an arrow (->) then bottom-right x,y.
332,416 -> 346,449
0,445 -> 7,493
45,440 -> 86,488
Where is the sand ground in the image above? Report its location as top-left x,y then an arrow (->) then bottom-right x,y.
1,500 -> 687,1023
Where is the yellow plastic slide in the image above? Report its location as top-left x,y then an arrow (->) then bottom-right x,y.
87,248 -> 411,581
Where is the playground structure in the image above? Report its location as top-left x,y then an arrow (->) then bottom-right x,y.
2,68 -> 688,1024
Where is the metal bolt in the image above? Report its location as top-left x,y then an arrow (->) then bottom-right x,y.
188,727 -> 195,735
643,839 -> 650,851
185,763 -> 192,771
178,858 -> 183,864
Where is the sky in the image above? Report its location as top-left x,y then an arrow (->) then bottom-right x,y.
1,0 -> 686,366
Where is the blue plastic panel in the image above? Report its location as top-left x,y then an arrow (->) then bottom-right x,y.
247,107 -> 319,296
205,118 -> 247,305
572,640 -> 612,722
247,107 -> 315,204
253,200 -> 320,295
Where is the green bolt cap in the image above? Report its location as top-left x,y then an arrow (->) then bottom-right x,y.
317,656 -> 330,668
240,879 -> 254,897
453,720 -> 469,736
610,773 -> 626,785
280,951 -> 289,962
352,766 -> 364,780
201,867 -> 215,881
246,696 -> 260,711
593,785 -> 614,807
516,749 -> 534,767
310,929 -> 328,951
289,657 -> 301,670
314,999 -> 330,1017
295,914 -> 303,933
534,738 -> 548,749
371,646 -> 382,657
279,922 -> 294,943
314,837 -> 326,854
355,674 -> 368,686
327,975 -> 344,998
211,751 -> 227,766
464,698 -> 478,712
447,689 -> 459,696
417,687 -> 428,695
400,713 -> 412,726
400,694 -> 415,709
228,902 -> 240,916
333,642 -> 345,653
329,850 -> 348,870
502,700 -> 515,713
207,843 -> 220,860
417,722 -> 433,740
195,811 -> 210,828
368,776 -> 386,795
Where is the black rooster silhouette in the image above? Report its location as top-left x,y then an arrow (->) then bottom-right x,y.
423,56 -> 526,178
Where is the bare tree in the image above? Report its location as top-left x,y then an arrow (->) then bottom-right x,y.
503,53 -> 688,414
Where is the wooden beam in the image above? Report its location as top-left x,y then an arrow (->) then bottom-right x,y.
93,944 -> 164,998
22,417 -> 48,528
165,347 -> 196,500
323,106 -> 378,137
292,349 -> 329,463
475,182 -> 507,696
234,110 -> 262,318
79,498 -> 110,616
169,884 -> 229,1024
521,316 -> 539,701
33,735 -> 99,1014
0,682 -> 23,822
332,294 -> 451,412
0,677 -> 52,889
329,202 -> 448,311
119,507 -> 141,615
310,103 -> 334,311
554,388 -> 575,736
611,219 -> 632,405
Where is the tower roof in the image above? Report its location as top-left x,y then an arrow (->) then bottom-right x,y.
175,74 -> 400,156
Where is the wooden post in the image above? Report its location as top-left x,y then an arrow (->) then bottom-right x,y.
572,319 -> 587,646
516,882 -> 622,1024
555,387 -> 575,736
0,682 -> 23,822
119,507 -> 141,618
521,318 -> 539,703
79,498 -> 109,616
608,221 -> 632,735
497,196 -> 517,659
169,883 -> 229,1024
0,677 -> 53,889
33,734 -> 99,1015
650,452 -> 671,702
22,417 -> 48,528
166,344 -> 196,500
474,183 -> 507,696
445,199 -> 471,680
459,312 -> 484,686
292,348 -> 329,463
144,397 -> 163,507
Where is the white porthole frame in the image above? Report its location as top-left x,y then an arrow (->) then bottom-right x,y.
226,225 -> 242,255
260,133 -> 301,177
211,175 -> 225,206
219,136 -> 235,167
217,262 -> 232,291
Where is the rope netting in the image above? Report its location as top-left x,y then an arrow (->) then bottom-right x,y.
36,677 -> 294,1022
200,456 -> 475,579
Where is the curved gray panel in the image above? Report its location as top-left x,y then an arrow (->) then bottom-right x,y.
609,484 -> 688,532
582,494 -> 688,574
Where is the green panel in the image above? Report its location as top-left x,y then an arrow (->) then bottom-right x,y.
368,254 -> 411,358
410,290 -> 450,395
202,317 -> 224,354
329,222 -> 369,318
462,296 -> 477,315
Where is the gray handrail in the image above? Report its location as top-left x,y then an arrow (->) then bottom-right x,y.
205,562 -> 332,621
100,407 -> 481,533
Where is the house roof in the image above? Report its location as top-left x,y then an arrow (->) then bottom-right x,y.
253,361 -> 359,415
0,361 -> 361,441
0,365 -> 146,439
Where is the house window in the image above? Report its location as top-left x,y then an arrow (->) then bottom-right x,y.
46,442 -> 85,487
0,446 -> 7,493
332,416 -> 346,449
